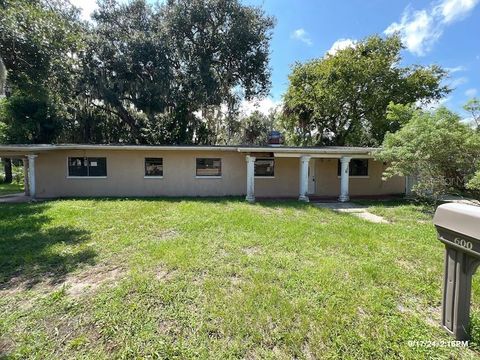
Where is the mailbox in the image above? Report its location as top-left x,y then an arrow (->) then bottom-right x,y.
434,203 -> 480,340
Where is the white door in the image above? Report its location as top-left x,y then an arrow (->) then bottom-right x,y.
308,159 -> 316,194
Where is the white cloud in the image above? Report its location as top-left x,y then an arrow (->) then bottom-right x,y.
326,38 -> 356,55
291,28 -> 313,46
449,76 -> 468,87
465,88 -> 478,97
385,8 -> 441,56
384,0 -> 479,56
445,65 -> 467,73
70,0 -> 98,20
240,98 -> 281,116
437,0 -> 479,23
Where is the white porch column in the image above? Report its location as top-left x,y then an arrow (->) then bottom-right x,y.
338,156 -> 351,202
23,156 -> 30,196
245,155 -> 256,202
27,154 -> 38,198
298,155 -> 311,202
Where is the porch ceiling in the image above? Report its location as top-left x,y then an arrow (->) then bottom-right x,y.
0,151 -> 31,158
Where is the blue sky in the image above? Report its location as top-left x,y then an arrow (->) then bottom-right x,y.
75,0 -> 479,117
243,0 -> 480,117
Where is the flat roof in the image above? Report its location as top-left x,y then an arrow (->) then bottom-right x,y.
0,144 -> 378,156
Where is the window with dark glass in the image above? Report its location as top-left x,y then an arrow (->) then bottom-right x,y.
255,158 -> 275,177
196,158 -> 222,177
145,158 -> 163,177
337,159 -> 369,177
68,157 -> 107,177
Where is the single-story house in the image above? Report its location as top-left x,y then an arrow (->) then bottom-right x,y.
0,144 -> 407,202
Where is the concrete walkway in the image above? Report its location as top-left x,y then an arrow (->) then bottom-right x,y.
0,193 -> 32,203
313,202 -> 389,224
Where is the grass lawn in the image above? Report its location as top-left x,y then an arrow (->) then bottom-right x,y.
0,182 -> 24,196
1,198 -> 480,359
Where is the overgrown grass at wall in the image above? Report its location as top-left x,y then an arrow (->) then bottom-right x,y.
1,198 -> 479,358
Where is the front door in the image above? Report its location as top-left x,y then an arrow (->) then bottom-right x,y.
308,159 -> 316,194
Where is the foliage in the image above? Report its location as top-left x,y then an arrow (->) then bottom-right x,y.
0,0 -> 85,143
0,181 -> 23,194
239,110 -> 275,145
0,111 -> 6,143
282,35 -> 449,146
376,104 -> 480,198
464,97 -> 480,129
80,0 -> 274,144
467,170 -> 480,191
0,0 -> 274,145
1,90 -> 60,143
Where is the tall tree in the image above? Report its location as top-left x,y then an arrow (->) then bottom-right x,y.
282,35 -> 449,146
81,0 -> 173,143
83,0 -> 274,144
240,110 -> 275,145
0,0 -> 84,180
0,0 -> 84,143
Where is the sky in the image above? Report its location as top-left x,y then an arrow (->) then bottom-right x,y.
71,0 -> 480,117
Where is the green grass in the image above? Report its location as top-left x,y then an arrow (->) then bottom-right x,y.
1,198 -> 479,359
0,182 -> 24,196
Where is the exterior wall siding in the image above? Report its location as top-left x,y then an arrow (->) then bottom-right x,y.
36,150 -> 246,198
314,158 -> 405,197
34,149 -> 405,198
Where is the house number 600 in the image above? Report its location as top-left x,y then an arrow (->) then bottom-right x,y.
454,237 -> 473,250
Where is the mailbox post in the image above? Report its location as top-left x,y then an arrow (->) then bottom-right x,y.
434,203 -> 480,340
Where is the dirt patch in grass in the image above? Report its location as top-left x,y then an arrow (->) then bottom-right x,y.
152,229 -> 179,241
397,296 -> 440,328
64,264 -> 124,298
155,267 -> 178,282
395,258 -> 417,271
230,274 -> 242,286
0,264 -> 125,298
242,246 -> 262,256
0,337 -> 15,356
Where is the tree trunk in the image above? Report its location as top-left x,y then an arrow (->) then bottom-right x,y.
2,158 -> 13,183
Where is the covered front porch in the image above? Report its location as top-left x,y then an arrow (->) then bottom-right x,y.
239,147 -> 373,203
0,152 -> 38,198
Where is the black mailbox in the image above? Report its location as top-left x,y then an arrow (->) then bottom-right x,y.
434,203 -> 480,340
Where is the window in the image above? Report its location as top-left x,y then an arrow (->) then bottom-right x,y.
196,158 -> 222,177
68,157 -> 107,177
145,158 -> 163,177
255,158 -> 274,177
337,159 -> 368,177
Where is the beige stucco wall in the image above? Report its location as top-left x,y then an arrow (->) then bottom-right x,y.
314,158 -> 405,197
255,157 -> 299,197
33,149 -> 405,198
36,150 -> 247,198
